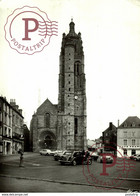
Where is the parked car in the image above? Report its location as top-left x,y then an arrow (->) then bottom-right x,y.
130,154 -> 137,160
59,151 -> 92,166
89,151 -> 99,160
54,150 -> 65,161
134,154 -> 140,161
50,150 -> 58,156
39,149 -> 52,156
97,154 -> 113,163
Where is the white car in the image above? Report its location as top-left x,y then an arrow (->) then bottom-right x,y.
97,154 -> 113,163
54,150 -> 67,161
88,151 -> 99,160
134,154 -> 140,161
39,149 -> 52,155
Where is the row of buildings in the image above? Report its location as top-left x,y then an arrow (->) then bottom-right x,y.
90,116 -> 140,157
0,96 -> 30,155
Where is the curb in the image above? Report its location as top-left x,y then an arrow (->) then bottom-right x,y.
0,174 -> 138,191
109,176 -> 140,182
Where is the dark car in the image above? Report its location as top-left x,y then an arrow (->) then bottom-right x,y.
59,151 -> 92,166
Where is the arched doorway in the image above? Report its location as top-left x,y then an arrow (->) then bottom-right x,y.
39,131 -> 56,150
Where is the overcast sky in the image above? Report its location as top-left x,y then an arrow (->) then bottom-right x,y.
0,0 -> 140,140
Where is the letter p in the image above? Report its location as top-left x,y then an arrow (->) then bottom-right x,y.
22,18 -> 39,40
100,153 -> 116,176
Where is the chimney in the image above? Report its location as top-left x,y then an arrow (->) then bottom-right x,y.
19,109 -> 22,115
118,120 -> 120,127
15,105 -> 19,110
109,122 -> 112,130
10,99 -> 16,106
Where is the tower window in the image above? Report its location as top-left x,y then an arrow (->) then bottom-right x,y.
74,118 -> 78,134
69,88 -> 71,91
68,103 -> 70,106
45,113 -> 50,128
69,74 -> 70,77
69,67 -> 70,70
69,59 -> 71,60
75,62 -> 80,75
69,81 -> 70,84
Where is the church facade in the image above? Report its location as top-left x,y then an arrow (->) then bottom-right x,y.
30,20 -> 87,152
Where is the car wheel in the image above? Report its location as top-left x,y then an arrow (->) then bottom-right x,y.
88,159 -> 92,165
72,160 -> 77,166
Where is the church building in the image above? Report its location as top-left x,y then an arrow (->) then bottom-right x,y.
30,20 -> 87,152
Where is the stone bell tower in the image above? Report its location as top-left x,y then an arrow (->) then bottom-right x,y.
57,20 -> 87,150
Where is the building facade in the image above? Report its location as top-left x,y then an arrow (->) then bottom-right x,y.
117,116 -> 140,157
30,20 -> 87,152
30,99 -> 58,152
0,97 -> 24,155
102,122 -> 117,154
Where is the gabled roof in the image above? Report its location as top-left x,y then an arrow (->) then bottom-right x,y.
37,98 -> 58,115
103,123 -> 117,133
119,116 -> 140,128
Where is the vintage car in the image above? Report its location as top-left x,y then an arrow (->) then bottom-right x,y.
130,154 -> 140,161
54,150 -> 65,161
59,151 -> 92,166
39,149 -> 52,156
89,151 -> 99,160
97,154 -> 113,163
134,154 -> 140,161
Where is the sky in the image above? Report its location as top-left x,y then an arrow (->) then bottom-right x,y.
0,0 -> 140,140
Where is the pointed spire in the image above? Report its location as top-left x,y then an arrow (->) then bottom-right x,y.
69,18 -> 75,33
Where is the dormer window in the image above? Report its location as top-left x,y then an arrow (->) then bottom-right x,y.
124,122 -> 127,127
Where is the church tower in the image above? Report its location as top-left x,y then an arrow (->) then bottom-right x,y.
57,20 -> 87,150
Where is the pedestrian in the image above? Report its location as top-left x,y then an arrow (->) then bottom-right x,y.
18,148 -> 24,167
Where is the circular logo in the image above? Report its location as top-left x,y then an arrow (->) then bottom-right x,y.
82,143 -> 136,190
4,6 -> 58,55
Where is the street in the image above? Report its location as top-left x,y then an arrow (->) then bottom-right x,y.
0,152 -> 140,192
